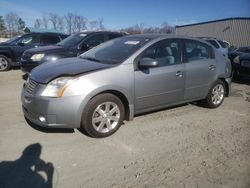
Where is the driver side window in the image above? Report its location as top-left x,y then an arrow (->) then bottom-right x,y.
84,34 -> 105,48
19,35 -> 40,45
141,39 -> 181,67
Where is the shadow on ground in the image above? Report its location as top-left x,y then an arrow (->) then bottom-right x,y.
0,143 -> 54,188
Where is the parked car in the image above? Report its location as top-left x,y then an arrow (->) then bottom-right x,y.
20,31 -> 126,73
21,34 -> 232,138
199,37 -> 228,57
229,46 -> 250,78
0,32 -> 68,71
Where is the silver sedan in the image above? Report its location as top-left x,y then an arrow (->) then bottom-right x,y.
21,34 -> 232,137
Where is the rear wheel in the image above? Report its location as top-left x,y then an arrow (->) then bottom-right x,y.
0,55 -> 11,71
202,80 -> 225,108
81,93 -> 125,138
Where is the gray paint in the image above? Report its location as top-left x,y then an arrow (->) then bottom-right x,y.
21,34 -> 232,129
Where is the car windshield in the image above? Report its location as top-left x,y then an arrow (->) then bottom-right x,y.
80,37 -> 151,64
4,35 -> 22,44
57,33 -> 88,47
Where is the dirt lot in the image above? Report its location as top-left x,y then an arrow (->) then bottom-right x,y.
0,70 -> 249,188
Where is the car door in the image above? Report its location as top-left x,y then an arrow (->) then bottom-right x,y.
14,34 -> 40,62
134,39 -> 185,113
183,39 -> 217,100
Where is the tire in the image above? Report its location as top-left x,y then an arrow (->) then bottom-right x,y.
0,55 -> 11,71
81,93 -> 125,138
202,80 -> 226,108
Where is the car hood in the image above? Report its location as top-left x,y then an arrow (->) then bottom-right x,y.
25,45 -> 67,54
239,53 -> 250,60
30,57 -> 116,84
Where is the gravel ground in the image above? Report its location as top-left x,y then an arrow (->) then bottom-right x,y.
0,70 -> 249,188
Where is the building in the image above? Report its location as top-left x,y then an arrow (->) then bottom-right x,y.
176,17 -> 250,47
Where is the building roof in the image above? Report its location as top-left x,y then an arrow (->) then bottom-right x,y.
176,17 -> 250,28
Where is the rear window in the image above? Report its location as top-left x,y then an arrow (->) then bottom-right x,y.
206,40 -> 219,49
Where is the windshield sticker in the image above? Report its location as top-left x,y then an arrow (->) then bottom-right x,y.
125,41 -> 140,45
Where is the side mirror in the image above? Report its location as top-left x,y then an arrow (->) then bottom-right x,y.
17,42 -> 25,46
139,58 -> 158,69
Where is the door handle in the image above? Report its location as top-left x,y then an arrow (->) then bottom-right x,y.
176,71 -> 183,77
208,65 -> 216,70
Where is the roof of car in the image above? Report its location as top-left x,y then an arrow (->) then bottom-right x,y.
78,31 -> 126,35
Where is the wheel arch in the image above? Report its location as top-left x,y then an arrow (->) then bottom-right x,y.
94,90 -> 131,121
218,77 -> 229,97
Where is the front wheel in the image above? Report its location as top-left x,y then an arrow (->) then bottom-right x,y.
0,55 -> 11,71
202,80 -> 225,108
81,93 -> 125,138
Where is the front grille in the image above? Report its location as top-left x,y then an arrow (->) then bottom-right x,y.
25,79 -> 38,96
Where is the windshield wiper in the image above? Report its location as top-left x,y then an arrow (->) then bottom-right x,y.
81,56 -> 101,62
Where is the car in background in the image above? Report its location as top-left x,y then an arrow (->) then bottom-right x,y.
229,46 -> 250,79
199,37 -> 228,57
21,34 -> 232,138
20,31 -> 126,73
0,32 -> 68,71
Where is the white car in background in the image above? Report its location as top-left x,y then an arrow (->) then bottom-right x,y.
199,37 -> 229,58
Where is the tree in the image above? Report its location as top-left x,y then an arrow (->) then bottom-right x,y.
0,16 -> 6,32
88,20 -> 98,30
34,19 -> 42,28
159,22 -> 175,34
5,12 -> 19,36
57,16 -> 64,32
49,13 -> 59,30
42,14 -> 49,29
17,18 -> 25,31
65,13 -> 74,34
72,15 -> 87,32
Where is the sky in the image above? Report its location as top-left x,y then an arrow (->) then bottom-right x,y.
0,0 -> 250,29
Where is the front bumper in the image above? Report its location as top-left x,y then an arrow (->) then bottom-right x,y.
20,60 -> 40,73
21,87 -> 86,128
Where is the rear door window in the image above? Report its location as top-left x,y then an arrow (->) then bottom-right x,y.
41,35 -> 61,45
185,40 -> 213,61
218,40 -> 227,48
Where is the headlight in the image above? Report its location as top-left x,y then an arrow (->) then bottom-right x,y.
41,77 -> 77,97
233,56 -> 240,64
30,53 -> 45,61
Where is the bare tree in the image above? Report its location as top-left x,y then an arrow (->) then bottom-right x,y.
5,12 -> 19,37
88,20 -> 98,30
49,13 -> 59,30
72,15 -> 87,33
34,18 -> 42,28
159,22 -> 175,33
42,14 -> 49,29
57,16 -> 64,32
65,13 -> 74,34
97,18 -> 105,30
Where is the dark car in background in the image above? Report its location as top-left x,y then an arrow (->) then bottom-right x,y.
229,46 -> 250,79
0,32 -> 68,71
20,31 -> 126,73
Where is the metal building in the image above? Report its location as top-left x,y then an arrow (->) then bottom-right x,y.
176,17 -> 250,47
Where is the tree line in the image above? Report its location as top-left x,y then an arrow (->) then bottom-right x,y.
0,11 -> 175,38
